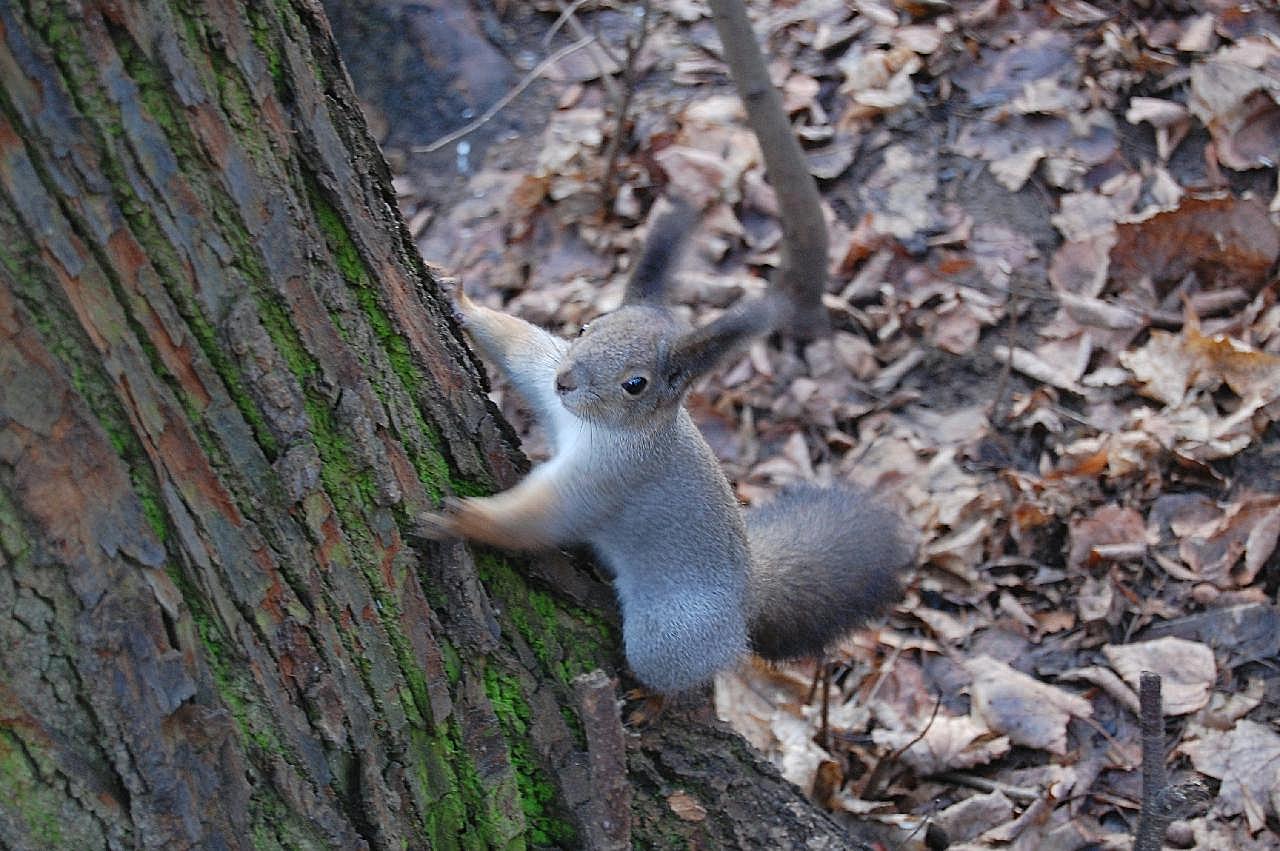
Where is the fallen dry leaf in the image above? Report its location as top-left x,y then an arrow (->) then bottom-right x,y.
1125,96 -> 1191,161
1189,57 -> 1280,172
1109,196 -> 1280,297
1177,493 -> 1280,588
1103,637 -> 1217,716
934,790 -> 1016,843
1181,720 -> 1280,833
1120,322 -> 1280,409
872,711 -> 1011,774
965,656 -> 1092,754
1067,504 -> 1147,571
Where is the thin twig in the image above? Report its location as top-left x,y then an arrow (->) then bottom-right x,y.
863,641 -> 903,707
543,0 -> 592,47
413,36 -> 595,154
861,693 -> 941,799
1135,671 -> 1168,851
601,0 -> 652,202
819,661 -> 832,753
552,0 -> 622,102
935,772 -> 1041,805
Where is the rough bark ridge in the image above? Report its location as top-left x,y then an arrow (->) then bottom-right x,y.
0,1 -> 866,848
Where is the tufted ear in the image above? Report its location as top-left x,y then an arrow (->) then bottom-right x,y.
664,294 -> 783,393
623,200 -> 699,306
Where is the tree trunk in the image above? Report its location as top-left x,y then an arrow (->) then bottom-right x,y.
0,1 -> 868,848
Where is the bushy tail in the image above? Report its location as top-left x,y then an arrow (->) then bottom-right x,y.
744,483 -> 914,662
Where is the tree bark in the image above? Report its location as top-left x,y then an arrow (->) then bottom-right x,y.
0,1 -> 867,848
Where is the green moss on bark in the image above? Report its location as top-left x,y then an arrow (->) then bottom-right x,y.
477,555 -> 613,688
482,666 -> 577,848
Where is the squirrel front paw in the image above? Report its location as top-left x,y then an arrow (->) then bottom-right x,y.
437,275 -> 476,326
411,497 -> 501,545
410,504 -> 462,545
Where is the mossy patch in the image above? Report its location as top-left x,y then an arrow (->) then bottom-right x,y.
302,174 -> 473,500
0,728 -> 113,848
483,666 -> 576,848
476,555 -> 613,688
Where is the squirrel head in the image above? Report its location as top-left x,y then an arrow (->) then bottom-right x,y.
554,305 -> 688,429
552,200 -> 783,430
555,295 -> 783,430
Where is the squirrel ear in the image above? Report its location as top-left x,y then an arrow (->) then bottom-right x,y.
623,200 -> 699,306
665,294 -> 783,392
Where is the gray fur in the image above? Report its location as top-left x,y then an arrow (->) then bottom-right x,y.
744,483 -> 914,661
443,208 -> 913,692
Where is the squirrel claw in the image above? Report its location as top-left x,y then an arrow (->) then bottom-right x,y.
409,508 -> 461,544
437,276 -> 475,325
622,689 -> 668,728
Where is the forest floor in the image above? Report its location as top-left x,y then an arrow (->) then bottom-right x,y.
337,0 -> 1280,846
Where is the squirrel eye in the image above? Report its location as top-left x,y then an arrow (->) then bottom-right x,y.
577,324 -> 589,338
621,376 -> 648,396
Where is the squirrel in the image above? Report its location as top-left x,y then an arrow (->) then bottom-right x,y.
420,202 -> 914,693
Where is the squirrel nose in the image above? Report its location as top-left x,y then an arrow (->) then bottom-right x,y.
555,368 -> 577,394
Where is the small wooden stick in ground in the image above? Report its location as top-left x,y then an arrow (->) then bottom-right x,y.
1135,671 -> 1169,851
1134,671 -> 1212,850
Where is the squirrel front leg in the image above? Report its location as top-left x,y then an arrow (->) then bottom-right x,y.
448,283 -> 567,429
420,283 -> 580,549
418,469 -> 566,550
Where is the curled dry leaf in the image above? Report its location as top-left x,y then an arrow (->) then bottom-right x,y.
1177,493 -> 1280,588
992,345 -> 1083,393
838,45 -> 922,114
783,73 -> 820,115
930,300 -> 983,355
1051,189 -> 1131,243
1058,665 -> 1139,715
989,145 -> 1046,191
1189,57 -> 1280,172
654,145 -> 744,208
1103,637 -> 1216,716
1124,96 -> 1191,161
773,714 -> 831,791
934,791 -> 1016,844
1067,504 -> 1147,571
1011,77 -> 1086,116
965,656 -> 1092,755
1180,720 -> 1280,833
871,711 -> 1011,774
1120,323 -> 1280,409
1076,575 -> 1114,625
1047,234 -> 1115,297
1199,677 -> 1266,728
859,145 -> 940,239
1132,399 -> 1268,462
